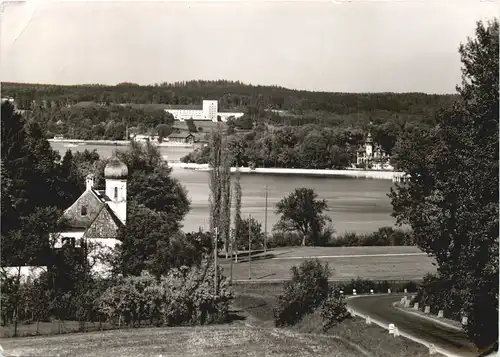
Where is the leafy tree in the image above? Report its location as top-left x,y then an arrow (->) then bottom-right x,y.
149,231 -> 214,278
118,202 -> 180,276
389,19 -> 498,350
274,259 -> 331,327
234,216 -> 264,250
128,166 -> 190,220
274,188 -> 331,246
117,140 -> 163,174
185,119 -> 198,133
1,102 -> 36,232
70,149 -> 102,188
156,123 -> 173,140
60,150 -> 84,205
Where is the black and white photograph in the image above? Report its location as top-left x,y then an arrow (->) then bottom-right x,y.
0,0 -> 498,356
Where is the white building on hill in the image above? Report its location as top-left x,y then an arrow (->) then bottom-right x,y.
164,100 -> 244,122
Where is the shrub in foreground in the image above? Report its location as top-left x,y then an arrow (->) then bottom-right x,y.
327,227 -> 414,247
98,259 -> 233,327
320,286 -> 350,331
274,259 -> 330,327
267,231 -> 303,248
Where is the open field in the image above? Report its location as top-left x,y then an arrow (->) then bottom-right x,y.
1,325 -> 365,357
221,246 -> 436,281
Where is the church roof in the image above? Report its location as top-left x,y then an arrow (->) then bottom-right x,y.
60,189 -> 123,234
104,157 -> 128,179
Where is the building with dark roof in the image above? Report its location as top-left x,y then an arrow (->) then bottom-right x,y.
167,133 -> 195,144
53,156 -> 128,276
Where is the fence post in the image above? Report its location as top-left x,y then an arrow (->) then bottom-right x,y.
429,344 -> 437,355
388,324 -> 395,335
437,310 -> 444,318
413,302 -> 419,310
424,306 -> 430,314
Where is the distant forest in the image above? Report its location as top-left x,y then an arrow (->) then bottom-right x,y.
1,80 -> 457,147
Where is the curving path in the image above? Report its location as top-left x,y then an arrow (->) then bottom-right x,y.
347,294 -> 479,357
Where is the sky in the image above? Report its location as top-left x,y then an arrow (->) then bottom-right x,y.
0,0 -> 497,93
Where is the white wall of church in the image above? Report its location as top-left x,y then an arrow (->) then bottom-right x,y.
105,178 -> 127,224
366,143 -> 373,156
52,231 -> 85,248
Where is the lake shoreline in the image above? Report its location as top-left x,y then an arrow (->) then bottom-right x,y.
48,139 -> 195,148
168,162 -> 403,181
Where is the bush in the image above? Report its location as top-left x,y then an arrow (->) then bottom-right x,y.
308,225 -> 336,247
267,231 -> 303,248
327,232 -> 362,247
234,217 -> 264,250
98,258 -> 233,327
414,273 -> 461,318
326,227 -> 414,247
320,286 -> 350,331
274,259 -> 330,327
336,278 -> 420,295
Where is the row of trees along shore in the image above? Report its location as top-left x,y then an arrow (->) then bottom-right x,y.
0,18 -> 497,353
2,81 -> 455,169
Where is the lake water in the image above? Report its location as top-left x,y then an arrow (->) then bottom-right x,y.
51,143 -> 397,234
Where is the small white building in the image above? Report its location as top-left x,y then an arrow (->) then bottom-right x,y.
164,100 -> 244,122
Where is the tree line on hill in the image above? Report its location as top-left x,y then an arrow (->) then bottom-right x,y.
2,80 -> 455,116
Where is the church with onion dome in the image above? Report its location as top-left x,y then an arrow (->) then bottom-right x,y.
356,132 -> 393,170
52,155 -> 128,275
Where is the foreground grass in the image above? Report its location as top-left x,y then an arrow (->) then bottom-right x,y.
1,325 -> 363,357
1,282 -> 435,357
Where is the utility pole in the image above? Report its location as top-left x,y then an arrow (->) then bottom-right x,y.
248,214 -> 252,280
214,227 -> 218,295
264,185 -> 268,252
229,234 -> 234,284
